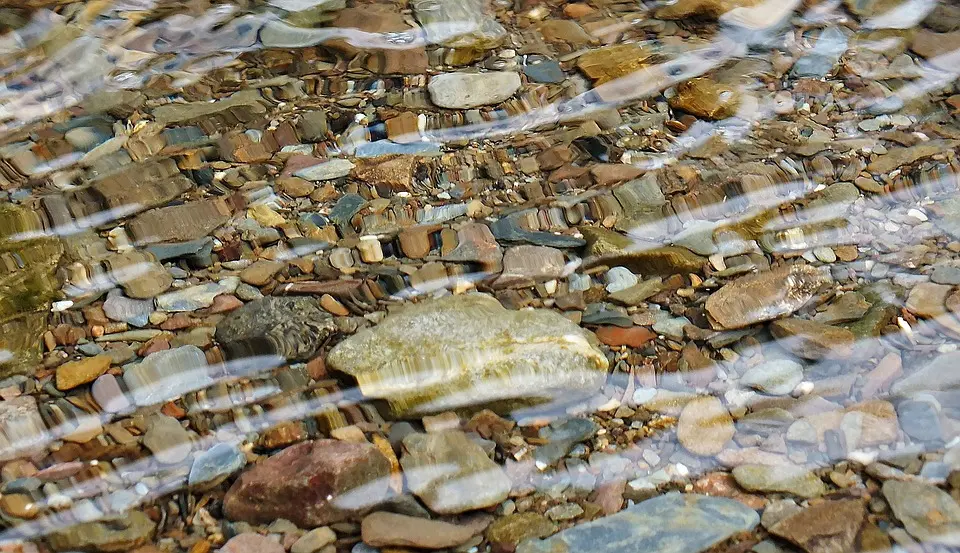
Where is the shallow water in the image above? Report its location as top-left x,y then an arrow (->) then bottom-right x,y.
0,0 -> 959,551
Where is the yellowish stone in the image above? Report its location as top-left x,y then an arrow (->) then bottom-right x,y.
57,355 -> 111,391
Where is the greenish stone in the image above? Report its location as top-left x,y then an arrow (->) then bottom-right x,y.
580,227 -> 705,275
327,293 -> 608,417
487,513 -> 558,548
0,204 -> 62,377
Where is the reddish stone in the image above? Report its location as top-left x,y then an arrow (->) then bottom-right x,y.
210,294 -> 243,314
693,472 -> 766,510
223,440 -> 391,527
160,313 -> 195,330
594,326 -> 656,348
590,163 -> 643,187
593,479 -> 625,515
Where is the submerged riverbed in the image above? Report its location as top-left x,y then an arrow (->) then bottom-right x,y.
0,0 -> 959,551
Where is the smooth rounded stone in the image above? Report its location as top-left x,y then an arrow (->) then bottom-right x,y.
401,430 -> 511,514
295,158 -> 355,181
427,72 -> 522,109
740,360 -> 803,395
123,345 -> 213,407
896,399 -> 943,442
156,277 -> 240,312
705,264 -> 830,329
56,354 -> 111,391
143,414 -> 192,465
216,296 -> 337,362
224,440 -> 390,527
47,512 -> 156,552
677,396 -> 735,456
495,245 -> 565,287
0,492 -> 38,519
487,513 -> 557,550
768,499 -> 865,553
102,291 -> 152,327
732,464 -> 826,498
738,408 -> 795,436
668,77 -> 741,120
891,351 -> 960,396
292,527 -> 337,553
605,267 -> 639,293
220,533 -> 285,553
882,480 -> 960,546
189,443 -> 246,490
362,511 -> 484,549
905,282 -> 951,318
327,293 -> 608,416
769,318 -> 855,360
517,493 -> 759,553
65,126 -> 111,151
523,58 -> 565,83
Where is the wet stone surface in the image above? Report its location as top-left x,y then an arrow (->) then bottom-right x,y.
1,0 -> 960,551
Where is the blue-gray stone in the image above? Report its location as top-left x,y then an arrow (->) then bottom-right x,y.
163,126 -> 207,146
534,418 -> 601,469
517,493 -> 760,553
524,59 -> 565,83
329,194 -> 367,232
791,26 -> 849,77
355,141 -> 442,157
146,237 -> 213,262
582,303 -> 633,327
189,443 -> 246,489
491,217 -> 587,248
103,292 -> 152,328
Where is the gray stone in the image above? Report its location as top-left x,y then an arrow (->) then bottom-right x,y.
292,527 -> 337,553
533,418 -> 600,469
891,351 -> 960,396
792,27 -> 850,77
216,296 -> 337,362
517,493 -> 759,553
740,360 -> 804,395
156,277 -> 240,312
523,58 -> 565,83
897,399 -> 943,442
295,159 -> 355,180
705,264 -> 831,329
103,290 -> 152,327
605,267 -> 639,293
190,443 -> 247,490
143,414 -> 192,464
401,430 -> 511,514
428,72 -> 522,109
123,346 -> 213,407
327,294 -> 607,416
356,141 -> 442,157
932,263 -> 960,285
732,464 -> 826,498
882,480 -> 960,546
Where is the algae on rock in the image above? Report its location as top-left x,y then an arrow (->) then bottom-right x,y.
327,293 -> 609,417
0,203 -> 62,377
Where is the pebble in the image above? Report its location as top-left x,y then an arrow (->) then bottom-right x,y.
155,277 -> 240,312
740,359 -> 804,395
189,443 -> 246,490
427,72 -> 522,109
294,158 -> 355,180
677,396 -> 735,456
732,464 -> 826,498
604,266 -> 639,293
291,527 -> 337,553
142,414 -> 193,464
361,512 -> 484,549
220,533 -> 285,553
56,354 -> 111,391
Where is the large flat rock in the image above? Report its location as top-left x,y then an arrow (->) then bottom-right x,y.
517,493 -> 759,553
327,293 -> 608,416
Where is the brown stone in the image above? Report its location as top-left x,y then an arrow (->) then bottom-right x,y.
320,294 -> 350,316
220,533 -> 284,553
56,355 -> 111,391
692,472 -> 766,510
669,78 -> 742,120
576,44 -> 654,85
656,0 -> 762,19
328,7 -> 429,74
0,493 -> 38,519
911,29 -> 960,60
352,155 -> 419,193
769,499 -> 866,553
240,260 -> 284,287
590,164 -> 644,187
769,318 -> 855,360
276,177 -> 315,198
362,512 -> 487,549
127,198 -> 233,246
563,3 -> 596,17
704,264 -> 830,329
905,282 -> 951,318
494,246 -> 566,287
399,225 -> 439,259
677,396 -> 735,456
224,440 -> 391,527
386,112 -> 420,143
595,326 -> 656,348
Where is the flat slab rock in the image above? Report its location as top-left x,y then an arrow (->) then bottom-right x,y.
705,264 -> 831,329
223,439 -> 391,527
326,293 -> 608,416
516,492 -> 759,553
47,512 -> 156,552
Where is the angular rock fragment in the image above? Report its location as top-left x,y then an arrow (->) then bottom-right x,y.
769,499 -> 865,553
705,264 -> 830,329
224,440 -> 391,527
401,430 -> 511,514
882,480 -> 960,545
517,493 -> 759,553
668,78 -> 742,120
769,318 -> 855,360
127,198 -> 234,246
581,227 -> 705,275
732,464 -> 826,498
327,294 -> 608,416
